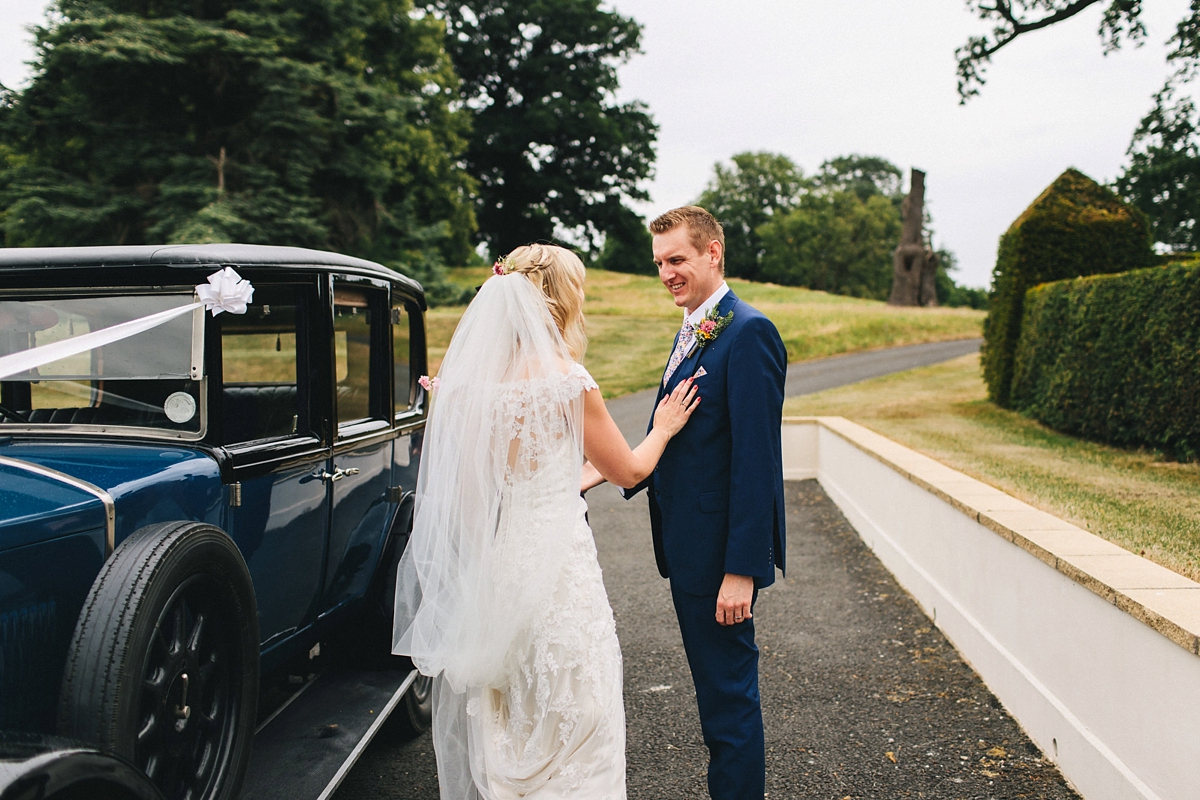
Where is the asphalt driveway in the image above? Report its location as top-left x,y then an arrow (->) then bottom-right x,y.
334,337 -> 1078,799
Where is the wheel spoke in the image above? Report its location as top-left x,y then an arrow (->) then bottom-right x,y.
195,738 -> 214,783
170,601 -> 187,655
136,711 -> 160,745
187,610 -> 206,657
142,666 -> 168,700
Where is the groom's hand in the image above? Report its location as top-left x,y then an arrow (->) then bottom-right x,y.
716,573 -> 754,626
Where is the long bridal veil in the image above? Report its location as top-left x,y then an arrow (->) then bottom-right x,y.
392,272 -> 587,798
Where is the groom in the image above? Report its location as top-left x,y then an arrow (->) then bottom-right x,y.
628,206 -> 786,799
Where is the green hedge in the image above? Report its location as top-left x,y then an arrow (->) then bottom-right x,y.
1010,261 -> 1200,460
981,169 -> 1155,407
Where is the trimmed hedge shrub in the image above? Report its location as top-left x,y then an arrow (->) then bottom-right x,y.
981,169 -> 1155,407
1010,261 -> 1200,460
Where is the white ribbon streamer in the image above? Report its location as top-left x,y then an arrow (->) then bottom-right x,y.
0,267 -> 254,382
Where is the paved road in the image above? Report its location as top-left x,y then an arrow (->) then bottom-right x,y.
604,338 -> 982,436
783,338 -> 980,399
334,337 -> 1077,799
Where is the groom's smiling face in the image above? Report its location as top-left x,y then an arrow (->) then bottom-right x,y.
652,226 -> 724,315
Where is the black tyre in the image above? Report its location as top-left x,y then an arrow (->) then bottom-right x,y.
58,521 -> 259,800
389,673 -> 433,740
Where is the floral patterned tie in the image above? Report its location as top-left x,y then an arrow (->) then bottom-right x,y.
662,322 -> 695,386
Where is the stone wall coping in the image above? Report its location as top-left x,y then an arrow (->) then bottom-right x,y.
784,415 -> 1200,657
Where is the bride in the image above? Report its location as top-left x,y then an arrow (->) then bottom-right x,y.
393,244 -> 698,798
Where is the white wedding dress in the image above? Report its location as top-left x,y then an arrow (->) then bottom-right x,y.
393,273 -> 626,799
467,364 -> 626,798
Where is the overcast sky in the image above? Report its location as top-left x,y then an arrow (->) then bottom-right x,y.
3,0 -> 1193,287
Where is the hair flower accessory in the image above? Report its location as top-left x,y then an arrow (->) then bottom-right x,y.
492,255 -> 515,276
419,375 -> 440,392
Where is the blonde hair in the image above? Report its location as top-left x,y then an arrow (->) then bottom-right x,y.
503,243 -> 588,361
649,205 -> 726,274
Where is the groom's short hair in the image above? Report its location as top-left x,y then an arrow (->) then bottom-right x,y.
650,206 -> 726,274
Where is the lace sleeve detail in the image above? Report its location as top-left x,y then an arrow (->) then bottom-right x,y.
569,362 -> 599,394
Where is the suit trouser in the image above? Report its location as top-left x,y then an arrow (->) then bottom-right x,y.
670,584 -> 764,800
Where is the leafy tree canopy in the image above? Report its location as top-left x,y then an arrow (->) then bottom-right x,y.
594,204 -> 653,274
1115,83 -> 1200,250
757,190 -> 900,300
811,154 -> 903,202
698,152 -> 979,305
955,2 -> 1200,255
426,0 -> 657,257
695,151 -> 809,281
0,0 -> 476,292
958,0 -> 1148,101
956,1 -> 1200,102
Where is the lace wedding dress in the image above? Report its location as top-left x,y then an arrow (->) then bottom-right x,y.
470,364 -> 626,798
394,273 -> 626,799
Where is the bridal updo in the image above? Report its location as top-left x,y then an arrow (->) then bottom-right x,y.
502,244 -> 588,361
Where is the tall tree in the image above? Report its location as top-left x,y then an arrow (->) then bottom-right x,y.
0,0 -> 476,278
757,191 -> 901,300
1115,83 -> 1200,250
427,0 -> 657,256
695,151 -> 808,281
811,155 -> 903,203
594,204 -> 653,274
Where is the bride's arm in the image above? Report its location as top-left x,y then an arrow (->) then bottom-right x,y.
582,379 -> 699,490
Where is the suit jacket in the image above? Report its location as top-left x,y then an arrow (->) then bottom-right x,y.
627,290 -> 787,596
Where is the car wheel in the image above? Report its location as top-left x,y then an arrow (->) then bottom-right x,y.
0,746 -> 165,800
389,673 -> 433,740
57,521 -> 259,800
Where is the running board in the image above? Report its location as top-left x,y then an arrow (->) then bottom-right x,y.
239,668 -> 417,800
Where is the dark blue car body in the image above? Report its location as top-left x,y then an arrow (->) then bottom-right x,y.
0,244 -> 428,798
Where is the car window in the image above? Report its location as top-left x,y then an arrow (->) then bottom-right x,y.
392,302 -> 413,416
220,289 -> 305,445
0,292 -> 203,436
333,283 -> 385,430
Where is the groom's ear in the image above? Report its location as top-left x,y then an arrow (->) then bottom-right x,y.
706,239 -> 723,270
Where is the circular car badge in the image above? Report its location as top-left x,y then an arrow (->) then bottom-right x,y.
164,392 -> 197,423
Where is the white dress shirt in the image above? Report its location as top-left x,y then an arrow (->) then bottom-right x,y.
684,281 -> 730,329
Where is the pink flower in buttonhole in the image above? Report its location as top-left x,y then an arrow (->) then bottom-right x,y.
698,319 -> 716,335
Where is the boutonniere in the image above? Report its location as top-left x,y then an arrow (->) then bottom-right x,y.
686,306 -> 734,358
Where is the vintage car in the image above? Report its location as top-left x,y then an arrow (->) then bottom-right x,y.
0,244 -> 431,800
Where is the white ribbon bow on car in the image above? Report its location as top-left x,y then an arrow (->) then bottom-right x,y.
0,267 -> 254,381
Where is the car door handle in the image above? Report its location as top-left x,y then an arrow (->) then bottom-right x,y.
318,467 -> 361,483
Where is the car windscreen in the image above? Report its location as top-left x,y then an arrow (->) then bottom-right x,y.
0,293 -> 204,436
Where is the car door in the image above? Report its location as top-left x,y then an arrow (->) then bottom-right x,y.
319,277 -> 394,614
389,290 -> 425,523
216,277 -> 331,659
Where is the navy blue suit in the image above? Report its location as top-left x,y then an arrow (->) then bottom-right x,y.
627,290 -> 786,799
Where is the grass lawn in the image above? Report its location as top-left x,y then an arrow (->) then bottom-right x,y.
784,354 -> 1200,582
432,266 -> 985,397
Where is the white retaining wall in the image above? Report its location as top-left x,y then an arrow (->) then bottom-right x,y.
782,417 -> 1200,800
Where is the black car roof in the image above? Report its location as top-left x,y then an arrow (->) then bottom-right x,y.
0,244 -> 425,304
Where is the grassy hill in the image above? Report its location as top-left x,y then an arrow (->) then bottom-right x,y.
433,267 -> 985,397
785,354 -> 1200,582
